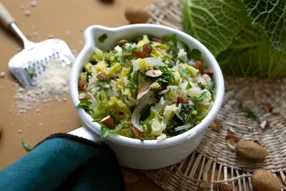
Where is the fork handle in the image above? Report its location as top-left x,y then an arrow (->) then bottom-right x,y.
0,2 -> 15,28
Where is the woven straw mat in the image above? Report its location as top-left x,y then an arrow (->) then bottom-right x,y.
143,0 -> 286,190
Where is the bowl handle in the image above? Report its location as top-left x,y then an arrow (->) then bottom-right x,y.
68,126 -> 102,142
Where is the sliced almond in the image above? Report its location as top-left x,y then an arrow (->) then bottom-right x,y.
225,130 -> 240,142
78,79 -> 86,91
123,52 -> 132,57
118,40 -> 128,47
264,103 -> 273,112
131,125 -> 143,138
133,49 -> 148,58
194,61 -> 202,72
210,119 -> 221,133
143,43 -> 152,55
96,71 -> 107,81
177,96 -> 188,104
236,139 -> 269,160
251,169 -> 281,191
150,81 -> 161,90
226,139 -> 236,151
79,92 -> 91,100
152,38 -> 163,43
136,85 -> 150,100
204,68 -> 213,75
100,115 -> 115,129
260,120 -> 270,129
218,183 -> 233,191
145,70 -> 163,77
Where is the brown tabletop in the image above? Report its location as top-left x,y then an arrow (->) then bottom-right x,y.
0,0 -> 162,190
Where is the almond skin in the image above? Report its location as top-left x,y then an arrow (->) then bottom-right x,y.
251,169 -> 281,191
236,139 -> 269,160
100,115 -> 115,129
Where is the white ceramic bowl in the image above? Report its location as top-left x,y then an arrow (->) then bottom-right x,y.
70,24 -> 224,170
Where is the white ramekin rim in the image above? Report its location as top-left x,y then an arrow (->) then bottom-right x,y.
70,24 -> 225,149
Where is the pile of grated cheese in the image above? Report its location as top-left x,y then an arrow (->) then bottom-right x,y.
15,59 -> 71,113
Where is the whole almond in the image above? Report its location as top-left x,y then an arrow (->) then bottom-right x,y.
236,139 -> 269,160
124,6 -> 150,24
251,169 -> 281,191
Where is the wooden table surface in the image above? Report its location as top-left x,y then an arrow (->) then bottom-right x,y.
0,0 -> 162,190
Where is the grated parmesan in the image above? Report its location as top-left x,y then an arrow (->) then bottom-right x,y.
15,59 -> 71,113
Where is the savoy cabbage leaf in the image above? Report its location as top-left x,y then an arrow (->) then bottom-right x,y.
182,0 -> 286,77
244,0 -> 286,51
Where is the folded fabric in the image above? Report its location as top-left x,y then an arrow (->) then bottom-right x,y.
0,133 -> 125,191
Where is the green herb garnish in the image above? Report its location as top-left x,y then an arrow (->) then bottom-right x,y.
190,49 -> 201,60
157,66 -> 175,85
98,33 -> 108,43
240,102 -> 260,122
140,121 -> 152,135
21,138 -> 33,152
76,100 -> 92,112
194,90 -> 207,102
100,123 -> 130,137
179,67 -> 191,82
26,67 -> 35,77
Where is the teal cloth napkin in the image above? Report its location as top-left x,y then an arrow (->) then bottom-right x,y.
0,133 -> 125,191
